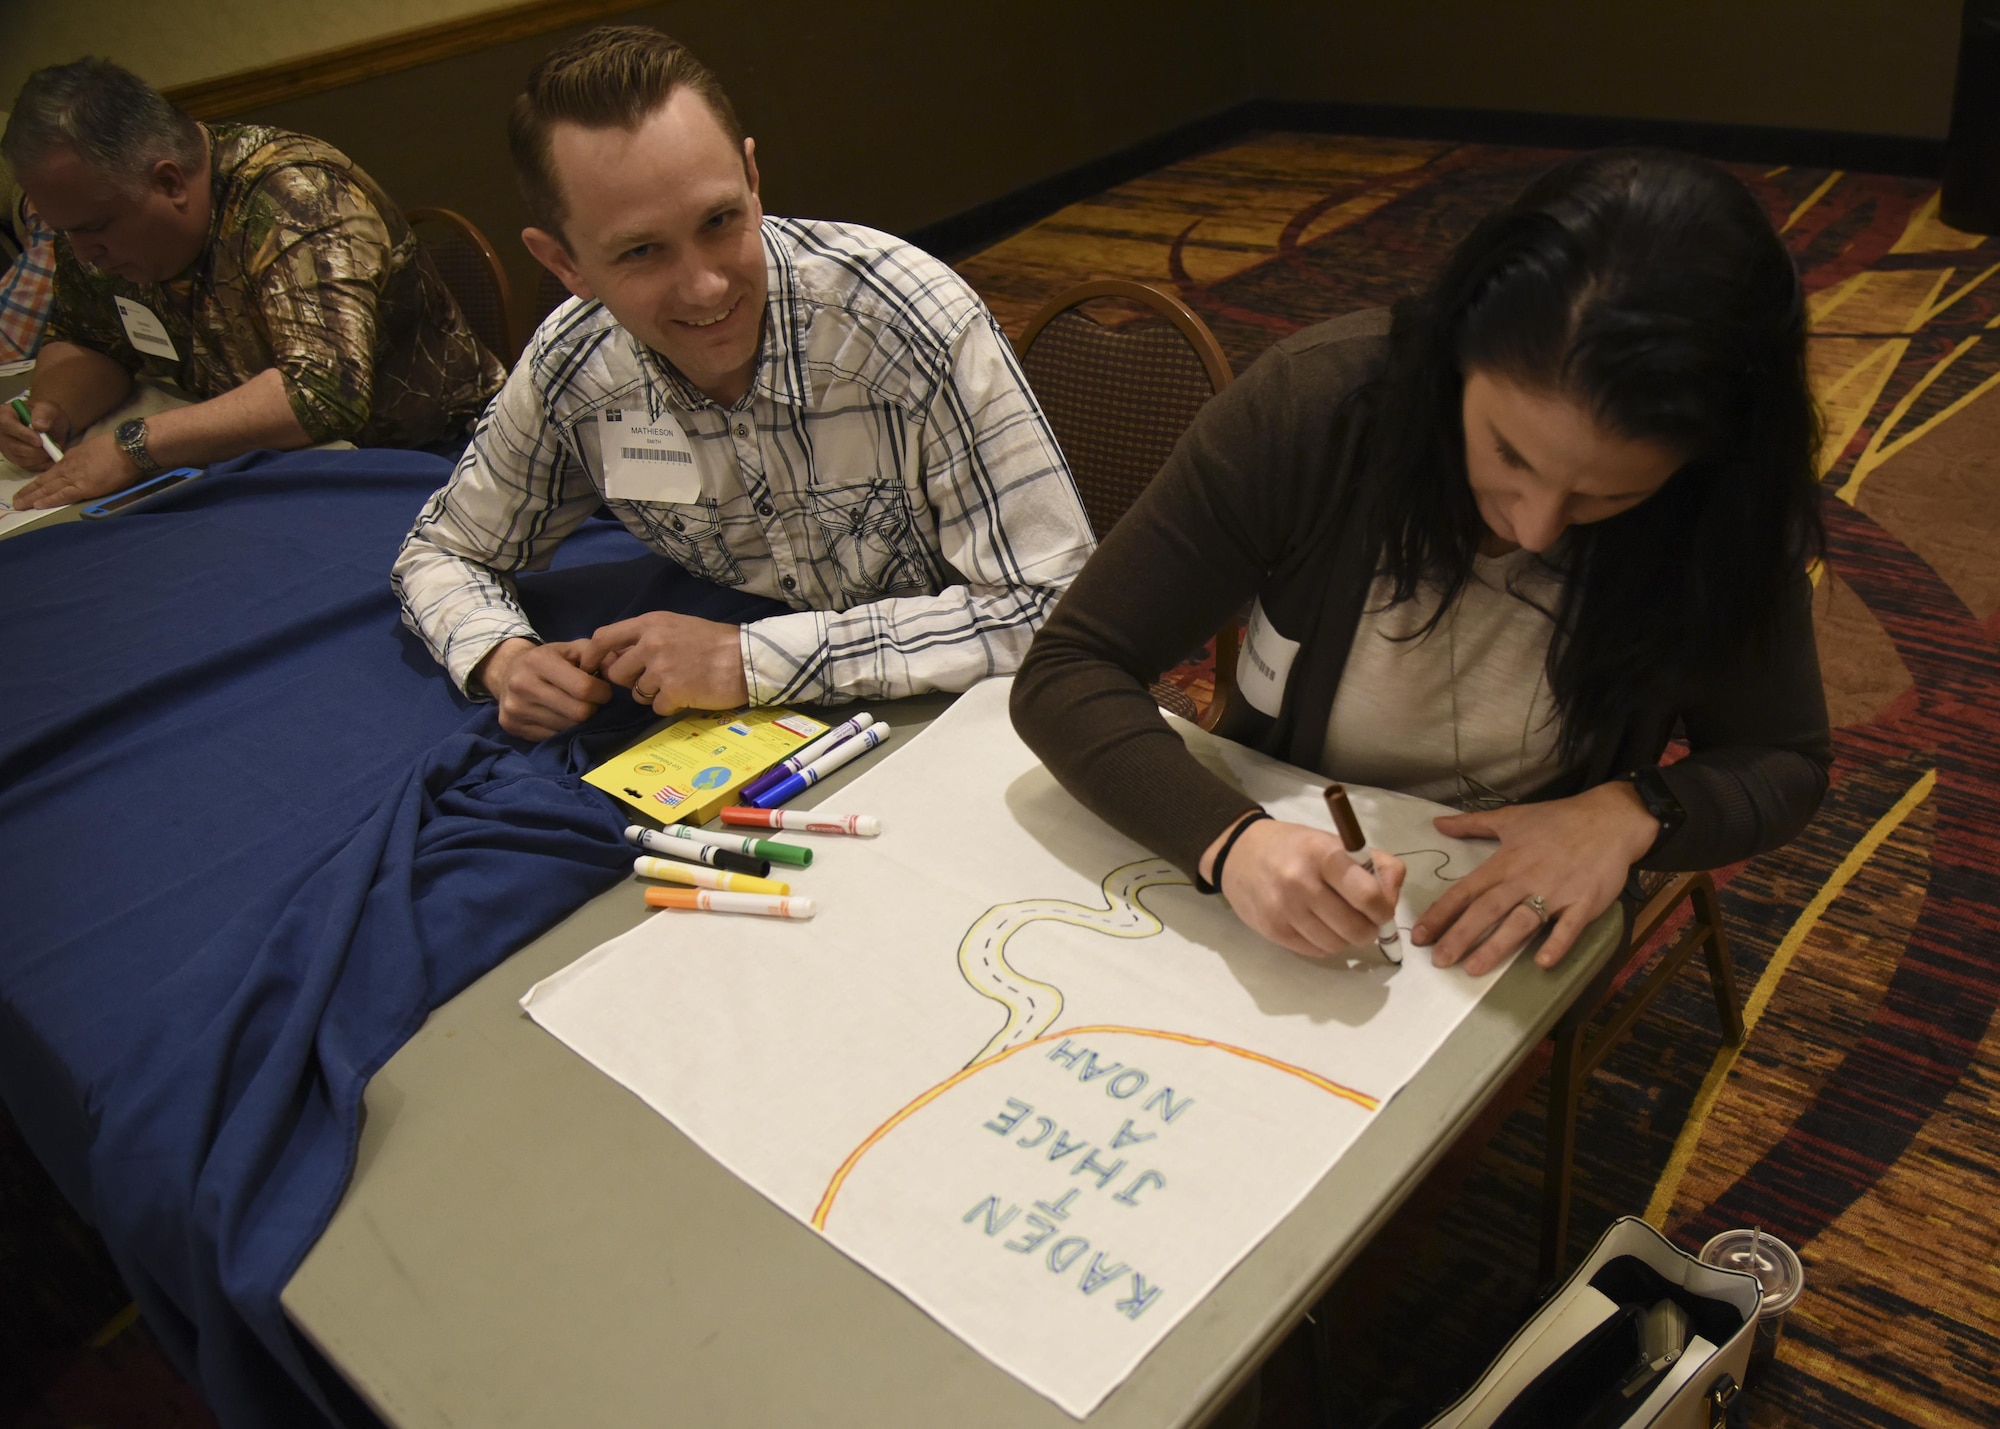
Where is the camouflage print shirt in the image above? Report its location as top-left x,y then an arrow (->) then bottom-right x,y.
45,123 -> 503,447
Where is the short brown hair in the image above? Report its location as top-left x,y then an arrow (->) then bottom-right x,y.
508,25 -> 745,238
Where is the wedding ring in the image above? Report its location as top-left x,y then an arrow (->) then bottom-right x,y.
1523,893 -> 1551,924
634,685 -> 659,703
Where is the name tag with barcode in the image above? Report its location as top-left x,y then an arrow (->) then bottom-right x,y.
115,297 -> 180,361
600,407 -> 700,502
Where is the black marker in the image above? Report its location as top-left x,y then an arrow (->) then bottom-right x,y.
623,824 -> 771,878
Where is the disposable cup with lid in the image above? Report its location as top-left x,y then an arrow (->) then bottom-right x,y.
1698,1229 -> 1804,1318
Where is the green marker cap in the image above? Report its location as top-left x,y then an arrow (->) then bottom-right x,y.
749,836 -> 813,867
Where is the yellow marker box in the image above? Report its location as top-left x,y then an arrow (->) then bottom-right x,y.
584,706 -> 828,825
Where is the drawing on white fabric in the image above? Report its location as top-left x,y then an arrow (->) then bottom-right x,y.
521,678 -> 1512,1419
954,842 -> 1473,1067
957,859 -> 1188,1064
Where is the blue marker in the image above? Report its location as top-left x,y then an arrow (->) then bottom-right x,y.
749,724 -> 894,808
740,713 -> 875,802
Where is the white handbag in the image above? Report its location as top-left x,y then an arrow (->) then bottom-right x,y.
1424,1217 -> 1763,1429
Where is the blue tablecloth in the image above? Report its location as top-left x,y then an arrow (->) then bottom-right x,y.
0,450 -> 787,1426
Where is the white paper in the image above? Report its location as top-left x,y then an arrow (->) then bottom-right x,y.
115,297 -> 180,361
0,472 -> 68,535
523,678 -> 1511,1416
599,407 -> 700,502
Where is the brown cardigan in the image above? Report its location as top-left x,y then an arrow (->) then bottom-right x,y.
1010,309 -> 1832,880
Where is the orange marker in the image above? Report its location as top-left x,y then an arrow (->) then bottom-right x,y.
644,886 -> 816,920
720,808 -> 880,837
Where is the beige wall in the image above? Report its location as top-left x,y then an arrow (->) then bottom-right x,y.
1,0 -> 1963,338
0,0 -> 509,102
232,0 -> 1254,323
1257,0 -> 1962,140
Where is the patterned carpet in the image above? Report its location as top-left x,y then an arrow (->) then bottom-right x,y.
5,132 -> 1995,1428
962,133 -> 2000,1427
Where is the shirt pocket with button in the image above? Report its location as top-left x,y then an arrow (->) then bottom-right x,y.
801,399 -> 935,603
618,497 -> 745,588
807,476 -> 936,604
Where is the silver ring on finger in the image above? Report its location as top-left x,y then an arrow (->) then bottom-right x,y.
634,686 -> 658,703
1523,893 -> 1550,924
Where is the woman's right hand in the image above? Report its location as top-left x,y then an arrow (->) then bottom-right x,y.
1205,816 -> 1405,960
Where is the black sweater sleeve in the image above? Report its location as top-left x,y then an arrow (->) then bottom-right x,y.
1010,319 -> 1383,877
1640,567 -> 1833,870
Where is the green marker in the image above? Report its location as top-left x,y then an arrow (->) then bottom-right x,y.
622,821 -> 813,868
8,396 -> 64,463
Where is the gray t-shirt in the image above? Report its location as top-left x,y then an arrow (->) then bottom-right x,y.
1322,547 -> 1565,805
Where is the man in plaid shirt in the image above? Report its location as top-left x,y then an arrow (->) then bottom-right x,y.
395,26 -> 1093,738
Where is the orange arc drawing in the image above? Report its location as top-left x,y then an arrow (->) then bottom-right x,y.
810,1023 -> 1379,1230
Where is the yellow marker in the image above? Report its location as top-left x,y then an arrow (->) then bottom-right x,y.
633,855 -> 789,897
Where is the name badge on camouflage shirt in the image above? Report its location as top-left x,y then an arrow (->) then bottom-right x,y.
599,408 -> 700,503
114,298 -> 179,361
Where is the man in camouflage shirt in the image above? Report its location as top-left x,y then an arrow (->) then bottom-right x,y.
1,58 -> 503,508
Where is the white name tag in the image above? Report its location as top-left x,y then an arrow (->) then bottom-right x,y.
1235,598 -> 1300,718
600,408 -> 700,502
114,297 -> 179,361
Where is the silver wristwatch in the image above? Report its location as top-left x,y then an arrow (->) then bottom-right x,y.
115,417 -> 163,477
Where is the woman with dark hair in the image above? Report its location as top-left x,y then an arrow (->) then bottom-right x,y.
1010,148 -> 1830,975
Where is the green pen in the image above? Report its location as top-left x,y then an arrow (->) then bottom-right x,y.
8,396 -> 64,463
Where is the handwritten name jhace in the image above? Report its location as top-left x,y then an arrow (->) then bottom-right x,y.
810,1014 -> 1382,1411
966,1037 -> 1193,1323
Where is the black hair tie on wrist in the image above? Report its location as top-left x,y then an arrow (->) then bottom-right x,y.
1198,810 -> 1272,896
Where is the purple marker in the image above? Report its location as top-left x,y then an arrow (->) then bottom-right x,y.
740,713 -> 876,802
750,723 -> 894,808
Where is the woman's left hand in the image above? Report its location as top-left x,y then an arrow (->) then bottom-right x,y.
1411,782 -> 1662,976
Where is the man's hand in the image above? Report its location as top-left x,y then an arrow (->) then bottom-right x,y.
12,433 -> 138,510
1412,781 -> 1661,976
0,398 -> 71,475
476,636 -> 613,741
582,612 -> 749,715
1205,816 -> 1406,961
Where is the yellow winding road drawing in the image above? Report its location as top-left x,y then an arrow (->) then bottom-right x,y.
958,859 -> 1190,1065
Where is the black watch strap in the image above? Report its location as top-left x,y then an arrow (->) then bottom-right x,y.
1623,766 -> 1686,840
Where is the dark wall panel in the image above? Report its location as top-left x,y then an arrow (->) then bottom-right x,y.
238,0 -> 1254,323
1256,0 -> 1960,141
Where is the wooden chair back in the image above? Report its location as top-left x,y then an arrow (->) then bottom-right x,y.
1015,279 -> 1238,728
407,207 -> 518,366
1015,278 -> 1231,540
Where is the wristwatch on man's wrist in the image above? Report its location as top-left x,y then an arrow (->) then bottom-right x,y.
1622,765 -> 1687,839
115,417 -> 163,477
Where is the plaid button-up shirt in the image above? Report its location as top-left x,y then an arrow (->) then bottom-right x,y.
0,197 -> 54,362
394,218 -> 1094,706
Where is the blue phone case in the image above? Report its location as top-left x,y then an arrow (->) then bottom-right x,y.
81,467 -> 202,518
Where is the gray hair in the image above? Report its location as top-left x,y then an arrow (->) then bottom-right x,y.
2,58 -> 205,190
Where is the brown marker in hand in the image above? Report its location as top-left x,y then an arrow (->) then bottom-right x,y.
1324,783 -> 1402,963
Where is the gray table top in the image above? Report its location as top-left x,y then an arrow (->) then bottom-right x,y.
283,692 -> 1621,1427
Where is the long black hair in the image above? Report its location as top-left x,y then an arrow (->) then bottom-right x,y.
1354,148 -> 1823,760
